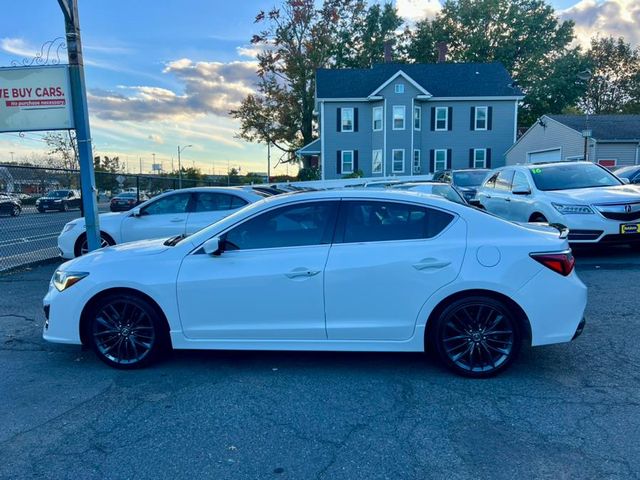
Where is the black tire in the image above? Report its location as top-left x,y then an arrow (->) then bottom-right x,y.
61,202 -> 68,212
74,232 -> 115,257
530,213 -> 548,223
432,296 -> 522,378
11,205 -> 21,217
87,293 -> 169,369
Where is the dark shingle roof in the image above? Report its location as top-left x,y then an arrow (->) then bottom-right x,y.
316,62 -> 523,98
548,115 -> 640,141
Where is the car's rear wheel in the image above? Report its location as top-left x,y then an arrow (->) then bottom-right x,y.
11,205 -> 20,216
88,293 -> 168,369
76,232 -> 115,257
433,296 -> 521,378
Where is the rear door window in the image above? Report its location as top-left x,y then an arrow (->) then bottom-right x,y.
495,170 -> 515,191
337,200 -> 454,244
194,192 -> 247,212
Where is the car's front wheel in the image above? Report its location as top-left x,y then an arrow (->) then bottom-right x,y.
75,232 -> 115,257
87,293 -> 168,369
11,205 -> 21,217
432,296 -> 522,378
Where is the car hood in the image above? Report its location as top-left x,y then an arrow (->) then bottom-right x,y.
543,185 -> 640,204
61,238 -> 171,269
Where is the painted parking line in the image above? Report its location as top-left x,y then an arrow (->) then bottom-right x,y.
0,233 -> 59,248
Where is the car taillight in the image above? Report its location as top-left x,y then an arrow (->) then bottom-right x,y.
530,251 -> 575,276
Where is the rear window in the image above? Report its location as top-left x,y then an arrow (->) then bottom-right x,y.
339,200 -> 454,243
453,171 -> 489,187
529,163 -> 622,191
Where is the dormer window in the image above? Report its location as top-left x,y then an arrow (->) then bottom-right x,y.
394,84 -> 405,94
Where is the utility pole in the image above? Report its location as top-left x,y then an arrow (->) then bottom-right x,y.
9,151 -> 14,163
58,0 -> 100,251
267,142 -> 271,183
139,157 -> 142,174
177,144 -> 192,189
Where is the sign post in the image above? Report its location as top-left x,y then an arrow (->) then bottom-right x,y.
58,0 -> 101,252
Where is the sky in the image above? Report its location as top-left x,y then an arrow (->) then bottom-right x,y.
0,0 -> 638,176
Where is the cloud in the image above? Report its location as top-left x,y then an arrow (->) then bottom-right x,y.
561,0 -> 640,48
395,0 -> 442,22
0,37 -> 35,57
88,59 -> 258,122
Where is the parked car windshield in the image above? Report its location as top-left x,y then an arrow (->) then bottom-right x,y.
452,171 -> 489,187
116,192 -> 137,198
45,190 -> 71,198
614,166 -> 640,180
529,163 -> 622,191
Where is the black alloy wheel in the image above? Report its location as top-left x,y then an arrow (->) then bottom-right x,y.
88,294 -> 167,369
11,205 -> 21,216
433,297 -> 521,378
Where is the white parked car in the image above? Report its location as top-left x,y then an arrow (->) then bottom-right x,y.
476,162 -> 640,247
44,190 -> 586,378
58,187 -> 265,258
391,182 -> 468,205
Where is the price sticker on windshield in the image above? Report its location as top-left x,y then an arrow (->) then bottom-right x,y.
531,168 -> 543,174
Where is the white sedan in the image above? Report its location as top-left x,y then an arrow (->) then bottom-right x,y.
58,187 -> 265,258
476,162 -> 640,246
43,190 -> 587,378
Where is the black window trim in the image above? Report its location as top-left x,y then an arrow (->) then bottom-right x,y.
332,197 -> 458,246
201,199 -> 342,254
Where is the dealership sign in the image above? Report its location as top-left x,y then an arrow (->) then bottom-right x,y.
0,65 -> 74,133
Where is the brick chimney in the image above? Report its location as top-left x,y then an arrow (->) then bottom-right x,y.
436,41 -> 448,63
383,40 -> 393,63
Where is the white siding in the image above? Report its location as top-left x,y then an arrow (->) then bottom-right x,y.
594,143 -> 639,167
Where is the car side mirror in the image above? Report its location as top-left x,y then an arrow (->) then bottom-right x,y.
512,187 -> 531,195
202,237 -> 223,255
131,207 -> 141,217
620,177 -> 630,184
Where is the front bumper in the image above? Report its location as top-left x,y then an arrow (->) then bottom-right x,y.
57,231 -> 80,259
557,214 -> 640,245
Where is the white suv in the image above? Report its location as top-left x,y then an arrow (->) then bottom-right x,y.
476,162 -> 640,246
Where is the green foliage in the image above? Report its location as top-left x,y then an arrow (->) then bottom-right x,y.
579,36 -> 640,114
405,0 -> 588,127
297,166 -> 321,181
343,169 -> 364,179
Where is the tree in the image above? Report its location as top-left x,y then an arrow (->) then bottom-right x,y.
405,0 -> 589,126
333,2 -> 404,68
43,131 -> 79,170
579,36 -> 640,114
93,156 -> 122,193
231,1 -> 401,168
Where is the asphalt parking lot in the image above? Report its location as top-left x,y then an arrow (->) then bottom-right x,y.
1,248 -> 640,479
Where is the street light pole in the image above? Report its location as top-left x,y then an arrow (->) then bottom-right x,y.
177,144 -> 192,189
58,0 -> 100,252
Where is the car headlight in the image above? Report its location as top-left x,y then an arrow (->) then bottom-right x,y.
552,203 -> 594,215
35,199 -> 40,204
61,223 -> 76,233
54,199 -> 62,203
52,270 -> 89,292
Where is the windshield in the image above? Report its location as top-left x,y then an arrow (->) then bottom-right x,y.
117,193 -> 137,198
614,166 -> 640,180
46,190 -> 70,198
453,171 -> 489,187
529,163 -> 622,191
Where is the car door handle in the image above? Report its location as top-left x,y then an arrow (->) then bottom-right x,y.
286,268 -> 321,279
484,194 -> 492,199
505,197 -> 511,202
170,218 -> 184,222
413,258 -> 451,270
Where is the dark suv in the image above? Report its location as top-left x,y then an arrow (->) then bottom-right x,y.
432,169 -> 491,202
36,189 -> 82,213
0,193 -> 21,217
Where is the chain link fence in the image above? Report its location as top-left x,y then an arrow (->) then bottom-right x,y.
0,164 -> 229,272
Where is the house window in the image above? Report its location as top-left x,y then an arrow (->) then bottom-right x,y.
413,150 -> 421,173
435,149 -> 448,171
414,106 -> 421,130
395,84 -> 405,94
393,106 -> 405,130
372,107 -> 383,131
435,107 -> 448,131
392,149 -> 405,173
372,149 -> 383,174
475,106 -> 488,130
473,149 -> 487,168
341,108 -> 354,132
342,150 -> 354,174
